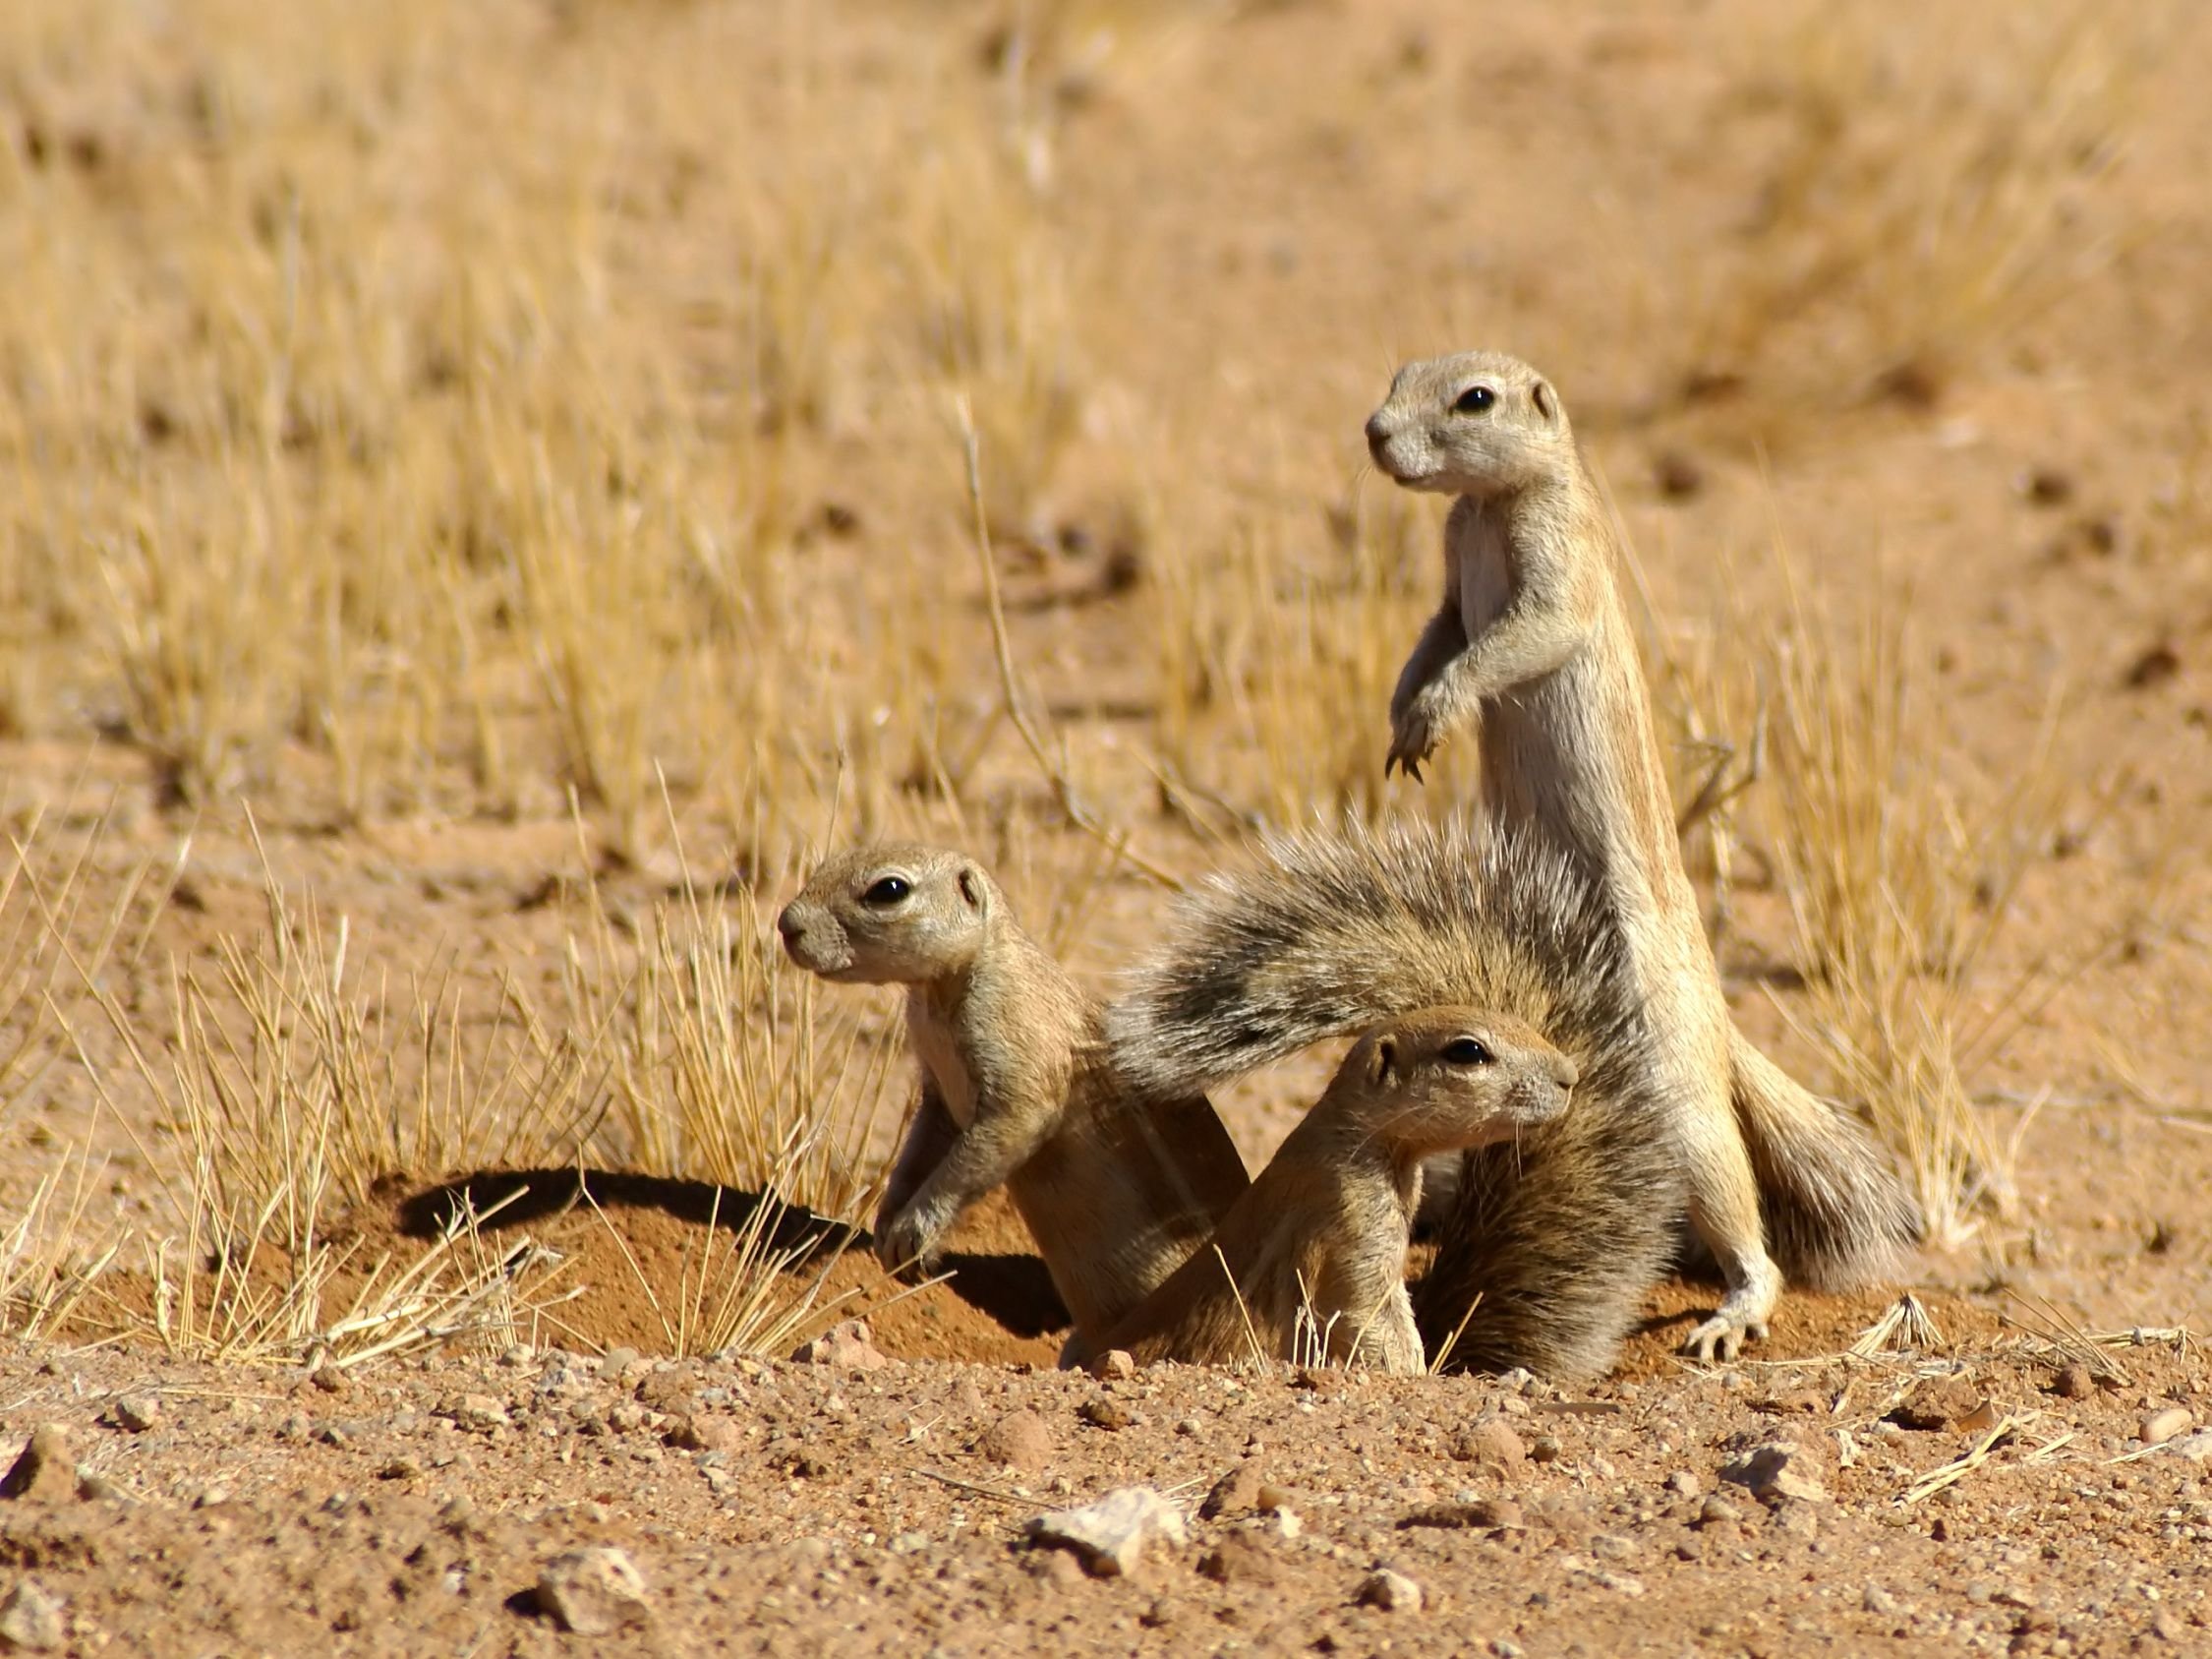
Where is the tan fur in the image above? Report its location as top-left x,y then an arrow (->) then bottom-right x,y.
777,845 -> 1250,1354
1366,351 -> 1916,1359
1101,1007 -> 1575,1374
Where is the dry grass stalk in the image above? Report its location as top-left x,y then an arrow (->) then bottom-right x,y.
1896,1415 -> 2022,1507
2000,1295 -> 2140,1388
1848,1293 -> 1948,1359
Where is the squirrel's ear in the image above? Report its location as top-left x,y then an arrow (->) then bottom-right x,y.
1531,380 -> 1556,423
1368,1035 -> 1399,1089
955,864 -> 988,913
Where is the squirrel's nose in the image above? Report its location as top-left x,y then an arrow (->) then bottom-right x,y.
1364,413 -> 1392,457
776,905 -> 804,945
1551,1053 -> 1579,1095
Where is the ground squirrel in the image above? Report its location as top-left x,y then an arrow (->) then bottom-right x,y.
1361,350 -> 1918,1358
1100,1006 -> 1575,1374
1111,815 -> 1688,1380
776,845 -> 1250,1354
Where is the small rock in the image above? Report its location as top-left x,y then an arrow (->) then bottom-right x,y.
453,1395 -> 508,1432
976,1410 -> 1055,1471
0,1428 -> 79,1503
1196,1534 -> 1281,1587
2163,1430 -> 2212,1462
1026,1487 -> 1186,1578
667,1414 -> 746,1454
1354,1569 -> 1424,1613
2018,466 -> 2075,507
2051,1362 -> 2095,1400
0,1577 -> 64,1650
1564,1561 -> 1646,1597
1696,1496 -> 1744,1529
2140,1406 -> 2193,1447
1089,1349 -> 1135,1381
1450,1419 -> 1527,1475
1078,1396 -> 1132,1432
535,1547 -> 649,1636
1528,1434 -> 1561,1464
110,1394 -> 159,1433
310,1364 -> 349,1395
378,1457 -> 424,1482
1663,1470 -> 1700,1499
597,1347 -> 641,1379
1719,1441 -> 1830,1504
1199,1462 -> 1266,1519
790,1320 -> 894,1371
1863,1584 -> 1899,1615
1589,1532 -> 1639,1562
1888,1375 -> 1985,1432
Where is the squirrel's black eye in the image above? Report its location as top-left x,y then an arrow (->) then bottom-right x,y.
1452,385 -> 1495,415
862,876 -> 911,906
1441,1037 -> 1493,1066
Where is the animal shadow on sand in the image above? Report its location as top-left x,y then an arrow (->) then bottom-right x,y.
392,1169 -> 1071,1339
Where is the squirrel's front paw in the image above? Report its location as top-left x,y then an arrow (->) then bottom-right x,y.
1385,703 -> 1441,783
873,1203 -> 949,1281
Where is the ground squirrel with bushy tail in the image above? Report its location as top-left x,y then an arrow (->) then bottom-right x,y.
1113,817 -> 1694,1380
1358,350 -> 1917,1357
778,846 -> 1250,1356
1100,1005 -> 1575,1374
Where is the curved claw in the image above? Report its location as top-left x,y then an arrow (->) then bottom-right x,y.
1681,1311 -> 1768,1365
1384,743 -> 1427,785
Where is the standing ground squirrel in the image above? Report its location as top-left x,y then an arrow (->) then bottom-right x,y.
777,845 -> 1250,1354
1111,816 -> 1689,1380
1100,1006 -> 1575,1374
1362,349 -> 1918,1358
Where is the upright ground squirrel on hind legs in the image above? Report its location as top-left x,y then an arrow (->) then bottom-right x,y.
1361,349 -> 1918,1358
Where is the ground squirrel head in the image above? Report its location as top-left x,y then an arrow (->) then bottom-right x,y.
777,844 -> 1002,983
1329,1005 -> 1576,1161
1364,350 -> 1571,499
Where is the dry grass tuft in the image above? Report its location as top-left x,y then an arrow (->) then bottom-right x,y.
1650,535 -> 2105,1248
4,812 -> 905,1365
1677,0 -> 2158,430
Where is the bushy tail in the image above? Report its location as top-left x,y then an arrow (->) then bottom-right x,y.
1110,816 -> 1677,1380
1417,1103 -> 1685,1382
1109,816 -> 1641,1101
1729,1031 -> 1921,1289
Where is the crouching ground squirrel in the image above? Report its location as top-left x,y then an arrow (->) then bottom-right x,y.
1100,1006 -> 1575,1374
777,845 -> 1250,1355
1362,350 -> 1918,1358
